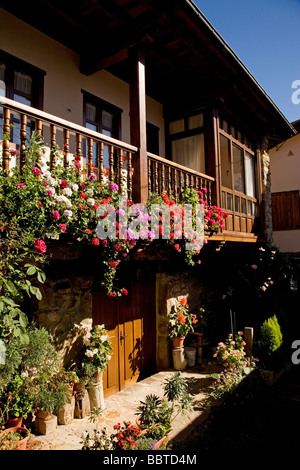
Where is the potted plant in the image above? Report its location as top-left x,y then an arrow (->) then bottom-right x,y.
167,297 -> 198,347
80,324 -> 113,383
34,381 -> 71,420
135,372 -> 193,448
1,374 -> 34,428
0,426 -> 30,450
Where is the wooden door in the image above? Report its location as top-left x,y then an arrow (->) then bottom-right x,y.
92,274 -> 156,397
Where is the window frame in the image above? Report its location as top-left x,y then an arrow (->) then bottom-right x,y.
82,90 -> 122,140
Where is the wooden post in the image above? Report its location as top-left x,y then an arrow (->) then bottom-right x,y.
244,327 -> 254,357
129,45 -> 148,205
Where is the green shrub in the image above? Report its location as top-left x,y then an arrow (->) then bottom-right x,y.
255,315 -> 283,370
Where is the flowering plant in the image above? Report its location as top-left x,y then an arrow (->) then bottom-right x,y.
80,324 -> 113,379
167,297 -> 198,340
213,332 -> 257,370
111,421 -> 142,450
81,428 -> 114,450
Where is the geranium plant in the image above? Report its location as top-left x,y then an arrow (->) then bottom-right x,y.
167,297 -> 198,341
80,324 -> 113,382
213,331 -> 256,370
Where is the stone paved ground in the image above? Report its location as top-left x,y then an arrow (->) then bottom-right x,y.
27,364 -> 220,451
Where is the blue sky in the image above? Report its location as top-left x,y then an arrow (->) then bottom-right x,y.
193,0 -> 300,123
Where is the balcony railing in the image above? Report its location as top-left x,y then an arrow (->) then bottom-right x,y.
147,152 -> 214,206
0,97 -> 138,199
0,97 -> 216,208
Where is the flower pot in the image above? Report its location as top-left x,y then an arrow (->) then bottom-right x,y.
0,426 -> 30,450
7,416 -> 23,428
35,409 -> 53,421
172,337 -> 185,348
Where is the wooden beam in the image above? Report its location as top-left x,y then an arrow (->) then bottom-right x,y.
129,45 -> 148,205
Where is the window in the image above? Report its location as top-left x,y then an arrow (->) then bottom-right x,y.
168,112 -> 205,173
146,122 -> 159,155
0,50 -> 45,144
82,91 -> 122,167
272,190 -> 300,230
219,118 -> 257,199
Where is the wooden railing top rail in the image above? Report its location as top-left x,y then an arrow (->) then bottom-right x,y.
147,151 -> 215,182
0,96 -> 138,153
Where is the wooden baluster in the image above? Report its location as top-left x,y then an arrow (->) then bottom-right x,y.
109,145 -> 114,182
2,108 -> 11,173
76,133 -> 83,168
167,166 -> 171,197
98,142 -> 104,183
154,161 -> 158,194
36,119 -> 43,170
127,152 -> 132,200
63,129 -> 70,168
50,124 -> 57,171
161,164 -> 165,194
87,137 -> 93,176
173,168 -> 177,202
118,148 -> 124,194
208,181 -> 212,206
148,158 -> 152,195
20,114 -> 27,175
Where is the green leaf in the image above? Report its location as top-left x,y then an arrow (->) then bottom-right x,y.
26,266 -> 37,276
37,270 -> 46,284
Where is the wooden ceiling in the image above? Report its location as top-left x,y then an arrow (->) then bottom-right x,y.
0,0 -> 295,143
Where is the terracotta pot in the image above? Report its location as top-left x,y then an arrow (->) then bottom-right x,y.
155,433 -> 170,449
7,416 -> 23,428
0,426 -> 30,450
172,337 -> 185,348
35,409 -> 53,421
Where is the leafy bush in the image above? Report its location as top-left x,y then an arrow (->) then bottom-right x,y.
255,315 -> 283,370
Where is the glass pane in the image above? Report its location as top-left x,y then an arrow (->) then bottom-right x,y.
86,102 -> 97,123
171,133 -> 205,173
102,110 -> 113,131
14,71 -> 32,95
235,196 -> 240,212
248,200 -> 252,215
227,193 -> 233,211
0,64 -> 5,96
222,191 -> 226,209
169,119 -> 184,135
241,198 -> 246,214
13,93 -> 31,106
245,153 -> 256,197
220,134 -> 232,189
232,144 -> 245,193
188,113 -> 203,130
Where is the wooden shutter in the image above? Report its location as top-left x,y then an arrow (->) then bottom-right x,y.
272,190 -> 300,230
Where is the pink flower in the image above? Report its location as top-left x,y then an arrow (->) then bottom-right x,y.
60,179 -> 68,189
58,224 -> 67,232
31,167 -> 43,176
16,183 -> 26,189
251,264 -> 258,270
34,239 -> 47,254
92,238 -> 100,245
52,210 -> 60,220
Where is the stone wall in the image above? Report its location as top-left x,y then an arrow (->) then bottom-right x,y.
156,271 -> 205,370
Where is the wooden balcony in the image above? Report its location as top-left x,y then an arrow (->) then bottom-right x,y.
0,97 -> 215,205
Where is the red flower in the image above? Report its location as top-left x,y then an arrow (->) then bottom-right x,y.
85,229 -> 92,234
174,243 -> 180,251
109,261 -> 117,268
92,238 -> 100,245
52,210 -> 60,220
79,192 -> 87,199
121,288 -> 128,296
92,203 -> 99,210
34,239 -> 47,254
178,312 -> 186,324
59,224 -> 67,232
60,179 -> 68,188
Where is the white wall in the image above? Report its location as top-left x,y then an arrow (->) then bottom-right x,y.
0,8 -> 165,154
269,131 -> 300,253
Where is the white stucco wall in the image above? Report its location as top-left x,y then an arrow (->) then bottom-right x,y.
0,8 -> 165,154
269,131 -> 300,253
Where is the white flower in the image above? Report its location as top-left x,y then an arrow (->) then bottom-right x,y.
72,183 -> 79,191
86,188 -> 94,196
55,195 -> 72,207
63,187 -> 72,197
87,198 -> 95,206
64,209 -> 73,219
